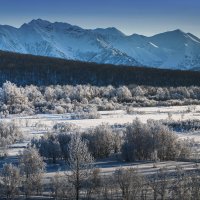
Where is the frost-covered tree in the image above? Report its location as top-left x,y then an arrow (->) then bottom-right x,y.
115,168 -> 144,200
121,119 -> 152,161
148,167 -> 170,200
132,86 -> 144,97
83,124 -> 114,158
122,119 -> 190,162
53,123 -> 80,160
171,166 -> 191,200
32,123 -> 81,162
156,87 -> 166,100
44,86 -> 55,101
53,122 -> 80,134
102,85 -> 115,99
51,172 -> 75,199
67,133 -> 94,200
0,121 -> 23,148
19,148 -> 45,197
2,81 -> 30,114
1,163 -> 20,199
32,133 -> 61,163
116,86 -> 132,101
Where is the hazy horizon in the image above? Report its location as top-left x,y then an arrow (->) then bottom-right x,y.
0,18 -> 196,38
0,0 -> 199,37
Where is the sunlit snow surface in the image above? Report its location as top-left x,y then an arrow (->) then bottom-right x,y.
149,42 -> 159,48
2,105 -> 200,178
2,105 -> 200,143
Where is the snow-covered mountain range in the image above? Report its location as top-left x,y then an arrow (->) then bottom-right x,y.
0,19 -> 200,70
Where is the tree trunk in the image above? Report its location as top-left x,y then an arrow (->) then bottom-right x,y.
76,185 -> 79,200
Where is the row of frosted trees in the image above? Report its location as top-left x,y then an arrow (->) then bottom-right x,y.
32,120 -> 191,164
1,81 -> 200,116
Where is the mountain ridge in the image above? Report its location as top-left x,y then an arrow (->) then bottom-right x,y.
0,19 -> 200,70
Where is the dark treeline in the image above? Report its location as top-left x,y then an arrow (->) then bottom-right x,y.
165,119 -> 200,132
1,50 -> 200,87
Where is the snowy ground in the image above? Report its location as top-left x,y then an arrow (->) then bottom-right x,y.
42,160 -> 200,184
3,105 -> 200,140
1,105 -> 200,176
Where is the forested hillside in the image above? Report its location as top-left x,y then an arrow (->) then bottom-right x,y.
0,50 -> 200,87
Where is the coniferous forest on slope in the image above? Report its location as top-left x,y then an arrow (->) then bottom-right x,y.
1,50 -> 200,87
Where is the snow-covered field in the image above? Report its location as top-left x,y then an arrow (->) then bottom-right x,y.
3,104 -> 200,135
43,160 -> 199,180
2,105 -> 200,176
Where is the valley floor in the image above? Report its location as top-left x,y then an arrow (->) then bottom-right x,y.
1,105 -> 200,199
3,104 -> 200,142
1,104 -> 200,169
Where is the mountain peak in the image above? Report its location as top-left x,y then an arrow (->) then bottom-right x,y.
20,19 -> 51,29
152,29 -> 186,38
93,27 -> 125,37
28,19 -> 51,26
173,29 -> 185,33
23,19 -> 84,32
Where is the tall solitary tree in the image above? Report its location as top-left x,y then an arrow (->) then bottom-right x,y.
67,133 -> 94,200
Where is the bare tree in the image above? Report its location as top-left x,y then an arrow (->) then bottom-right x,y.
148,174 -> 160,200
115,168 -> 144,200
156,167 -> 170,200
190,171 -> 200,200
1,163 -> 20,200
171,166 -> 191,200
84,168 -> 102,199
51,172 -> 74,199
67,133 -> 94,200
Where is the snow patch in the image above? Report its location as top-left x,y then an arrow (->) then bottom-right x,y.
149,42 -> 159,48
187,34 -> 200,44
